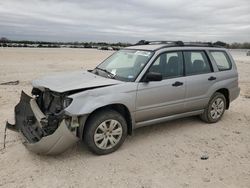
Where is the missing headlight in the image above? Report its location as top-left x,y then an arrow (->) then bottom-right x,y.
63,97 -> 73,108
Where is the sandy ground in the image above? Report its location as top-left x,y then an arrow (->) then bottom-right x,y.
0,48 -> 249,188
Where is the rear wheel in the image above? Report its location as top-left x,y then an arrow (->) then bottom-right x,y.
200,92 -> 226,123
84,109 -> 127,155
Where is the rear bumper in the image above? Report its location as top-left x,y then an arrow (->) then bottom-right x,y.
6,91 -> 79,155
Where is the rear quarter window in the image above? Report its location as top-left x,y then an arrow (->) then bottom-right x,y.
210,51 -> 232,71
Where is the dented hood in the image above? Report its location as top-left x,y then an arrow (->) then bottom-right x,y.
32,70 -> 123,93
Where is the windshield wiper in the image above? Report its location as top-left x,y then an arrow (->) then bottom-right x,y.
95,67 -> 116,79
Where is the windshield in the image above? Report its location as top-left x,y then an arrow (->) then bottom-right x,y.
94,49 -> 154,82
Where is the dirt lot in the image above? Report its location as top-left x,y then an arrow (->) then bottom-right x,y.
0,48 -> 250,188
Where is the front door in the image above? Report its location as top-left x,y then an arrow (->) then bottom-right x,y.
135,51 -> 186,123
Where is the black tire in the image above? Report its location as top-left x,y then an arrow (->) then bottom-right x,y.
84,109 -> 127,155
200,92 -> 226,123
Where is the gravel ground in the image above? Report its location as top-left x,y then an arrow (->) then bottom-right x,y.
0,48 -> 249,188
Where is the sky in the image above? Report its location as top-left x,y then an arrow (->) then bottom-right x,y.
0,0 -> 249,43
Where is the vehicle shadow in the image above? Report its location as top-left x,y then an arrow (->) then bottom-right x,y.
29,114 -> 214,164
37,115 -> 207,160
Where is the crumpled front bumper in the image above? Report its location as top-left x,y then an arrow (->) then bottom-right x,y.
6,91 -> 79,155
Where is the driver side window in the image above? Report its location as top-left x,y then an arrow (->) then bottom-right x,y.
149,51 -> 184,79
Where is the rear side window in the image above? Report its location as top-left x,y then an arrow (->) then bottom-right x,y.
184,51 -> 212,75
210,51 -> 232,71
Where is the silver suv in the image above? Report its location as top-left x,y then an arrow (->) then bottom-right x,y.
6,41 -> 240,155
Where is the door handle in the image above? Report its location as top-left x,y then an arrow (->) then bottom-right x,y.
208,76 -> 216,81
172,81 -> 183,87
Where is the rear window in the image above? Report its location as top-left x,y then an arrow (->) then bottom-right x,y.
210,51 -> 232,71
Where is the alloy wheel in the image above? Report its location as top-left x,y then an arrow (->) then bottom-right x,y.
94,119 -> 123,150
210,98 -> 225,120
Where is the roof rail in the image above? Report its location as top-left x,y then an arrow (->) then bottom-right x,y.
184,42 -> 221,47
135,40 -> 184,46
135,40 -> 223,48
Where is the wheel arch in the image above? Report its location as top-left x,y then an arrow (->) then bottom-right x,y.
80,103 -> 133,140
215,88 -> 230,109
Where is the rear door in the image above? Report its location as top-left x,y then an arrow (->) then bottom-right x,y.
183,50 -> 217,111
135,51 -> 186,123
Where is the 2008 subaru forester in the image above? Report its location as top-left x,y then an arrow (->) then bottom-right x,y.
6,41 -> 240,155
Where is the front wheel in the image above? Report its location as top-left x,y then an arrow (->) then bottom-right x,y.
84,109 -> 127,155
200,92 -> 226,123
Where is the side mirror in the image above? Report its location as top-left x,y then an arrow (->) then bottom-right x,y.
144,72 -> 162,82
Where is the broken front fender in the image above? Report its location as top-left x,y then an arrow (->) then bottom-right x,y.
6,91 -> 79,155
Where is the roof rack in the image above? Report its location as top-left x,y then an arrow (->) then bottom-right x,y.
135,40 -> 184,46
135,40 -> 222,48
184,42 -> 221,47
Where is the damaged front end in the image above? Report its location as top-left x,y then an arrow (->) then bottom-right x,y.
6,90 -> 79,155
